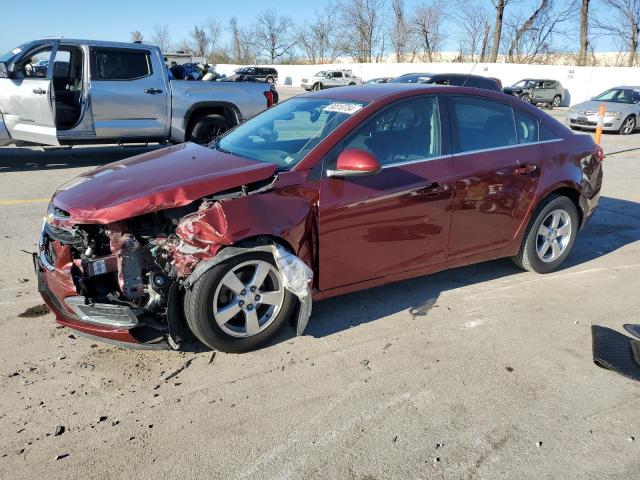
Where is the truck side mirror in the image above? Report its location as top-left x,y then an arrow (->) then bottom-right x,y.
0,63 -> 8,79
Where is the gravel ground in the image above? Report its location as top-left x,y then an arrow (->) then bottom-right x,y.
0,92 -> 639,479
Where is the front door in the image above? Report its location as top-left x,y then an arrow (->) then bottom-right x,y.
446,95 -> 542,258
0,42 -> 60,145
318,96 -> 453,291
89,47 -> 168,139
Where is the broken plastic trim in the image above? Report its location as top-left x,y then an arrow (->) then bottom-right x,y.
184,242 -> 314,336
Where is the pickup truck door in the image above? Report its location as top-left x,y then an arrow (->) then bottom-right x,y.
0,41 -> 60,145
89,46 -> 169,139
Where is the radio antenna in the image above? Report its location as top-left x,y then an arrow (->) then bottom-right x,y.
461,61 -> 479,87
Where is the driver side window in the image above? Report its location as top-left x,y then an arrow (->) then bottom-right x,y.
341,97 -> 441,167
17,46 -> 54,79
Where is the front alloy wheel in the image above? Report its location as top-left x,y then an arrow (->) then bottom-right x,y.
552,95 -> 562,108
184,252 -> 295,352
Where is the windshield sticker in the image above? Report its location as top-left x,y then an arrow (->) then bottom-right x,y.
322,103 -> 363,115
11,48 -> 22,55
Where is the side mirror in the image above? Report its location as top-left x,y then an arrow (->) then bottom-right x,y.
0,63 -> 8,78
328,149 -> 382,178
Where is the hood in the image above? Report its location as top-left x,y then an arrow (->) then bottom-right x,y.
571,100 -> 634,113
52,142 -> 277,224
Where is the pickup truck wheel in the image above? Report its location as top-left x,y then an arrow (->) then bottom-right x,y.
520,94 -> 532,103
313,82 -> 322,91
189,114 -> 231,145
184,252 -> 295,353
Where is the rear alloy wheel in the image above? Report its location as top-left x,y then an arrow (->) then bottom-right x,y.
512,195 -> 579,273
189,114 -> 231,145
552,95 -> 562,108
184,252 -> 295,352
619,115 -> 636,135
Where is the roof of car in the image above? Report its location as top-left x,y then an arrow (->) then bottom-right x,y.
301,83 -> 506,102
32,38 -> 158,49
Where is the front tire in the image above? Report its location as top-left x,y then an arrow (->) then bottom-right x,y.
512,195 -> 579,273
619,115 -> 636,135
188,114 -> 231,145
313,82 -> 322,91
520,94 -> 532,103
184,252 -> 295,353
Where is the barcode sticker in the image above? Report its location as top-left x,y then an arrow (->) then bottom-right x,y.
323,103 -> 363,114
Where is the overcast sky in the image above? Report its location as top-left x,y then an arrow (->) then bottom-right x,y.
0,0 -> 619,56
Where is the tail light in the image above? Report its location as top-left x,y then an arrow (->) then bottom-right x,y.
593,144 -> 604,162
263,90 -> 274,108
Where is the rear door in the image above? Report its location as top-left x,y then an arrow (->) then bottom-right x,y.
446,95 -> 542,258
318,96 -> 454,290
89,46 -> 169,139
1,41 -> 60,145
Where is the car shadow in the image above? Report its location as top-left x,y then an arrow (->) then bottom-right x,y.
0,145 -> 164,173
288,195 -> 640,343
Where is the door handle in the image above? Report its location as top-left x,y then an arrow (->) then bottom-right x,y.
514,163 -> 538,175
421,182 -> 450,197
144,88 -> 163,94
32,88 -> 46,95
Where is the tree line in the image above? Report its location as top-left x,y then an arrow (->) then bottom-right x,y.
134,0 -> 640,67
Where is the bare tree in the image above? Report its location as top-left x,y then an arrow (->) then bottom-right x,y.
412,1 -> 444,62
206,19 -> 222,59
577,0 -> 590,65
390,0 -> 410,62
594,0 -> 639,66
229,17 -> 255,64
189,25 -> 209,57
338,0 -> 386,63
296,5 -> 340,63
505,0 -> 576,63
252,9 -> 295,63
489,0 -> 512,62
452,1 -> 492,62
151,24 -> 170,52
130,31 -> 144,43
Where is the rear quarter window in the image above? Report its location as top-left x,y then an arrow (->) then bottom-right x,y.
540,122 -> 561,141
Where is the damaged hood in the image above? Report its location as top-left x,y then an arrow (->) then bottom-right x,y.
51,143 -> 277,224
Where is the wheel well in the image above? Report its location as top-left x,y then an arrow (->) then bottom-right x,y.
185,106 -> 239,139
546,187 -> 583,224
235,235 -> 296,254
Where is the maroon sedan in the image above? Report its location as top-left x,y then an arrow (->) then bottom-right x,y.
37,84 -> 603,352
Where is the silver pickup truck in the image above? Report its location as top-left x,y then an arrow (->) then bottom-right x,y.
0,39 -> 274,147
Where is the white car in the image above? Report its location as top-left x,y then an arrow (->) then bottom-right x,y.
301,70 -> 361,91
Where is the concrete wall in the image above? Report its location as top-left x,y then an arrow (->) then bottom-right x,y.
216,62 -> 640,107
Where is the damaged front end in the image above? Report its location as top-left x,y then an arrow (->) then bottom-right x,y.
37,180 -> 314,350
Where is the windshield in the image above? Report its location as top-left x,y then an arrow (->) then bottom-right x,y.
0,43 -> 29,63
593,88 -> 640,104
389,74 -> 431,83
513,79 -> 536,88
214,98 -> 367,170
313,71 -> 327,77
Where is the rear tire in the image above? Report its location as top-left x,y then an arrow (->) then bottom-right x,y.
511,195 -> 579,273
552,95 -> 562,107
184,252 -> 295,353
188,114 -> 231,145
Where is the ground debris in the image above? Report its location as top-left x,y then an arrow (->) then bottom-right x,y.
18,278 -> 29,283
208,351 -> 217,364
18,304 -> 50,318
54,453 -> 69,460
164,358 -> 194,381
505,366 -> 514,372
54,425 -> 65,436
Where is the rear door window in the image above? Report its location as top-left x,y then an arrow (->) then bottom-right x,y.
450,96 -> 517,153
91,49 -> 152,80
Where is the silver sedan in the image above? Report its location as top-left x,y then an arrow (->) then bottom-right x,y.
567,86 -> 640,135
